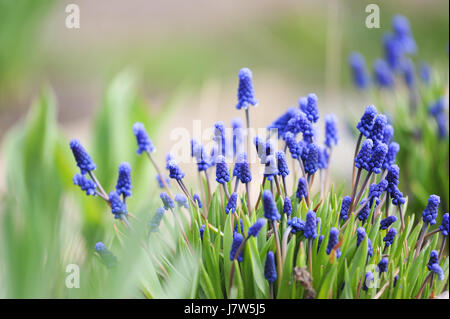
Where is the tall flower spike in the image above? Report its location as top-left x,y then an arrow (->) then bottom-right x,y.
368,179 -> 388,208
115,162 -> 132,198
167,160 -> 185,180
148,207 -> 165,233
193,144 -> 209,172
427,251 -> 444,280
225,192 -> 238,214
377,257 -> 388,273
439,213 -> 449,236
373,59 -> 394,89
324,114 -> 339,148
70,139 -> 96,174
160,192 -> 175,210
392,14 -> 417,54
349,52 -> 370,90
268,107 -> 299,138
357,198 -> 370,222
166,152 -> 174,169
190,139 -> 199,158
391,185 -> 406,207
422,195 -> 440,225
427,250 -> 439,269
386,164 -> 400,193
339,196 -> 352,222
213,122 -> 227,156
230,232 -> 244,262
232,118 -> 244,156
263,190 -> 281,221
174,194 -> 189,209
304,143 -> 319,175
357,105 -> 377,138
193,193 -> 203,208
362,271 -> 374,291
248,218 -> 266,237
318,146 -> 329,170
199,225 -> 205,241
380,216 -> 397,230
383,228 -> 397,248
284,132 -> 300,159
356,227 -> 366,247
429,263 -> 445,281
296,177 -> 308,202
286,111 -> 314,140
326,228 -> 339,255
369,115 -> 387,146
264,155 -> 279,180
283,196 -> 292,217
304,211 -> 317,239
276,151 -> 290,177
287,217 -> 305,234
215,155 -> 230,184
238,153 -> 252,184
299,93 -> 319,123
73,173 -> 97,196
109,191 -> 127,219
132,122 -> 155,154
264,251 -> 277,284
355,139 -> 373,171
383,33 -> 403,71
236,67 -> 258,110
382,124 -> 394,145
368,142 -> 388,174
383,142 -> 400,169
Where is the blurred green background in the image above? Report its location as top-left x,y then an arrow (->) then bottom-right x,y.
0,0 -> 448,298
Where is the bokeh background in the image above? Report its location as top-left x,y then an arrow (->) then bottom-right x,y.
0,0 -> 448,298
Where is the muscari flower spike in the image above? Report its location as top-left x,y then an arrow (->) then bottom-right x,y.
386,164 -> 400,193
166,152 -> 174,169
422,195 -> 440,225
383,33 -> 404,71
383,142 -> 400,169
193,193 -> 203,208
317,235 -> 325,252
73,173 -> 97,196
133,122 -> 155,154
356,227 -> 366,247
248,218 -> 266,237
299,93 -> 319,123
339,196 -> 352,222
326,228 -> 339,255
391,185 -> 406,207
287,217 -> 305,234
283,196 -> 292,217
215,155 -> 230,184
304,211 -> 317,239
369,115 -> 387,146
318,146 -> 329,170
362,271 -> 374,291
109,191 -> 127,219
355,139 -> 373,171
174,194 -> 189,209
160,192 -> 175,210
324,114 -> 339,148
383,228 -> 397,247
199,225 -> 205,241
427,250 -> 444,280
276,151 -> 290,178
148,207 -> 165,233
380,216 -> 397,230
377,257 -> 388,273
357,198 -> 370,222
156,174 -> 170,189
115,162 -> 132,198
234,218 -> 244,235
238,153 -> 252,184
357,105 -> 377,138
230,232 -> 244,262
263,190 -> 281,221
225,192 -> 238,214
383,124 -> 394,145
213,121 -> 227,156
264,155 -> 279,180
440,213 -> 449,236
232,118 -> 244,156
392,14 -> 417,54
284,132 -> 301,159
70,139 -> 96,174
286,111 -> 314,140
304,143 -> 319,175
296,177 -> 308,202
264,251 -> 277,284
349,52 -> 370,90
368,142 -> 388,174
193,144 -> 209,172
95,242 -> 117,268
373,59 -> 394,89
167,160 -> 185,180
268,107 -> 299,138
368,179 -> 388,208
236,67 -> 258,110
401,58 -> 416,88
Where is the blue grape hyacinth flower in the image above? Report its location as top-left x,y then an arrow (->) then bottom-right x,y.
383,142 -> 400,169
383,228 -> 397,248
369,115 -> 387,146
326,228 -> 339,255
174,194 -> 189,209
73,173 -> 97,196
383,33 -> 403,71
115,162 -> 132,198
156,174 -> 170,189
215,155 -> 230,184
318,146 -> 329,170
390,185 -> 406,207
276,151 -> 290,177
349,52 -> 370,90
236,67 -> 258,110
95,242 -> 117,268
263,190 -> 281,221
355,139 -> 373,171
193,193 -> 203,208
304,211 -> 317,239
193,144 -> 210,172
287,217 -> 305,234
70,139 -> 96,174
160,192 -> 175,210
357,198 -> 370,223
109,191 -> 127,219
324,114 -> 339,148
238,153 -> 252,184
357,105 -> 377,138
380,216 -> 397,230
264,251 -> 277,284
362,271 -> 374,291
304,143 -> 319,175
392,14 -> 417,54
386,164 -> 400,193
299,93 -> 319,123
264,155 -> 279,180
148,207 -> 165,233
427,250 -> 444,280
167,160 -> 185,180
377,257 -> 389,273
248,218 -> 266,237
283,196 -> 292,217
422,195 -> 440,225
368,142 -> 388,174
225,192 -> 238,214
213,122 -> 227,156
401,58 -> 416,88
368,179 -> 388,208
374,59 -> 394,88
296,177 -> 308,202
339,196 -> 351,222
382,124 -> 394,145
133,122 -> 155,154
199,225 -> 205,241
439,213 -> 449,236
230,232 -> 244,262
284,132 -> 301,159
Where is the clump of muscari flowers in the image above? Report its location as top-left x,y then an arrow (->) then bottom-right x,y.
95,242 -> 117,268
68,65 -> 448,300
